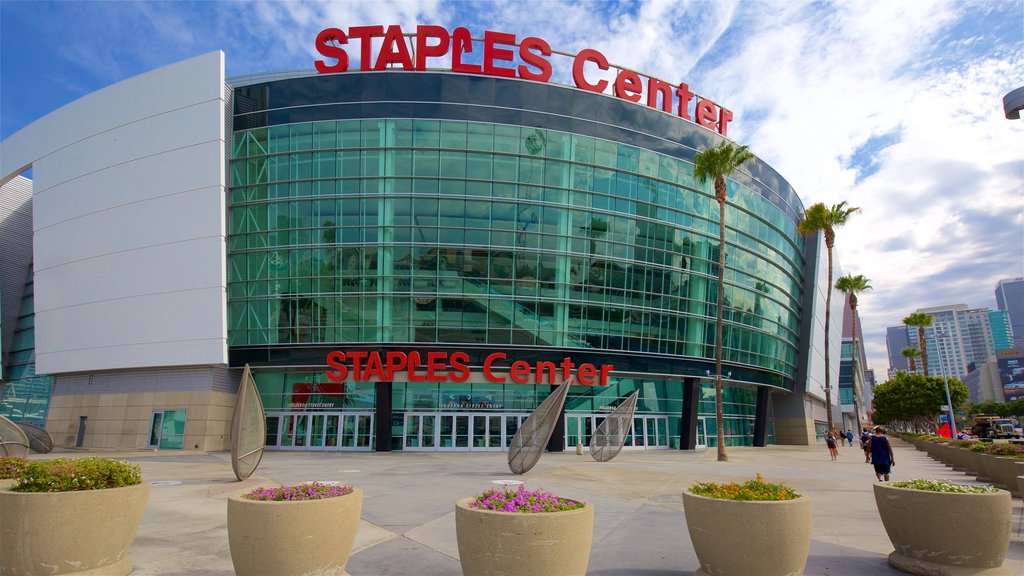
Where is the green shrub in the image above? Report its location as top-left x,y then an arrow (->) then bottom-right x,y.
0,457 -> 29,479
986,443 -> 1024,458
969,442 -> 989,453
13,458 -> 142,492
951,440 -> 980,449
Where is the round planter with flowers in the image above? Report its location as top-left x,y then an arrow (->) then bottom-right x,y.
874,479 -> 1011,575
682,474 -> 811,576
455,484 -> 594,576
0,457 -> 148,576
227,482 -> 362,576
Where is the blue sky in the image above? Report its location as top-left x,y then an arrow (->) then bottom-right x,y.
2,0 -> 1022,378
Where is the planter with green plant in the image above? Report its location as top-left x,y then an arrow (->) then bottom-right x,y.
874,479 -> 1011,575
455,484 -> 593,576
981,443 -> 1024,495
968,441 -> 995,482
0,456 -> 28,489
228,482 -> 362,576
948,440 -> 981,473
0,457 -> 148,576
682,474 -> 811,576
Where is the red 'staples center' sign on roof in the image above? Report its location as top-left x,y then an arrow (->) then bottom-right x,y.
314,25 -> 733,137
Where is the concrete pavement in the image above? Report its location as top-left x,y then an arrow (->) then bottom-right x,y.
39,437 -> 1024,575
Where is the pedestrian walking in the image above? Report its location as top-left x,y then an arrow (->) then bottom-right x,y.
840,430 -> 847,447
860,427 -> 872,463
846,429 -> 854,447
826,433 -> 838,461
867,426 -> 895,481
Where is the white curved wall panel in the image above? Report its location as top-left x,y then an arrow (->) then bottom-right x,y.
0,51 -> 228,374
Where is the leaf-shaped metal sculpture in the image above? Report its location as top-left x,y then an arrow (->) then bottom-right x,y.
0,414 -> 30,458
508,377 -> 572,475
590,390 -> 639,462
16,421 -> 54,454
231,364 -> 266,481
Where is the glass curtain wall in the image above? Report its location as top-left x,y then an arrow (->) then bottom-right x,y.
228,119 -> 803,381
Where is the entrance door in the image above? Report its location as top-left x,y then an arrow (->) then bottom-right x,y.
406,413 -> 528,451
566,414 -> 669,450
268,412 -> 373,450
338,413 -> 374,450
470,414 -> 504,450
696,416 -> 708,449
147,410 -> 187,450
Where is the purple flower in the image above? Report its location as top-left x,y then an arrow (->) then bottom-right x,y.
243,482 -> 354,502
467,485 -> 584,513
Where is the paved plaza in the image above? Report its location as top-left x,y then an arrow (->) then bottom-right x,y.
42,437 -> 1024,575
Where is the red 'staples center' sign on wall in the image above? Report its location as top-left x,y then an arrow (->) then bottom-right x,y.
314,25 -> 733,136
325,351 -> 613,387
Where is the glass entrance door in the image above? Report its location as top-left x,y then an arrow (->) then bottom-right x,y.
566,414 -> 670,450
696,416 -> 708,449
147,410 -> 187,450
404,413 -> 527,451
268,412 -> 373,450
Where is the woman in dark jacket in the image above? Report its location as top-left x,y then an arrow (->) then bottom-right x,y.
867,426 -> 895,481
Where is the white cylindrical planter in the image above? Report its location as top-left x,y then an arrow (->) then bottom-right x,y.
227,487 -> 363,576
455,497 -> 594,576
682,490 -> 812,576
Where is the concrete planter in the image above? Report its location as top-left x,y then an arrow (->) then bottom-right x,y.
986,458 -> 1024,496
0,482 -> 149,576
455,497 -> 594,576
0,479 -> 15,490
682,490 -> 812,576
873,483 -> 1012,575
972,452 -> 995,482
947,446 -> 978,474
227,487 -> 363,576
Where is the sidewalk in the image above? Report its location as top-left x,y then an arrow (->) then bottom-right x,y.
48,438 -> 1024,575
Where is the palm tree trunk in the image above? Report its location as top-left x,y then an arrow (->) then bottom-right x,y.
715,195 -> 728,462
918,326 -> 929,377
823,244 -> 835,435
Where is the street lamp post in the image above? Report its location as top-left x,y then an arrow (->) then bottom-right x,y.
934,331 -> 958,438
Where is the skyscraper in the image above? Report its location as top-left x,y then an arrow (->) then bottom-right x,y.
885,325 -> 911,377
909,304 -> 1012,381
995,278 -> 1024,349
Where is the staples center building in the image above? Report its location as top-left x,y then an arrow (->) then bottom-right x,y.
0,26 -> 827,452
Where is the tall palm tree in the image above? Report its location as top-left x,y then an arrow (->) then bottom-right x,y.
901,346 -> 921,372
797,201 -> 860,435
835,274 -> 872,363
693,140 -> 754,462
903,312 -> 934,377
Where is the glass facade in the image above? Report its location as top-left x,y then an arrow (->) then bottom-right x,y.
0,268 -> 53,425
227,72 -> 807,450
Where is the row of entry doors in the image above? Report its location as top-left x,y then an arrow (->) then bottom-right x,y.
268,413 -> 375,450
263,411 -> 676,451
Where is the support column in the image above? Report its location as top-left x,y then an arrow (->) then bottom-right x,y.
679,377 -> 699,450
375,381 -> 392,452
754,386 -> 771,447
547,384 -> 566,452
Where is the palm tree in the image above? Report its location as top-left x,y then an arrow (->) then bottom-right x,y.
901,346 -> 921,372
834,274 -> 872,363
797,201 -> 860,435
903,312 -> 934,377
693,140 -> 754,462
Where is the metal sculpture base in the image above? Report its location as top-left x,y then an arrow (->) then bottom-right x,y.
508,378 -> 572,475
590,390 -> 639,462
